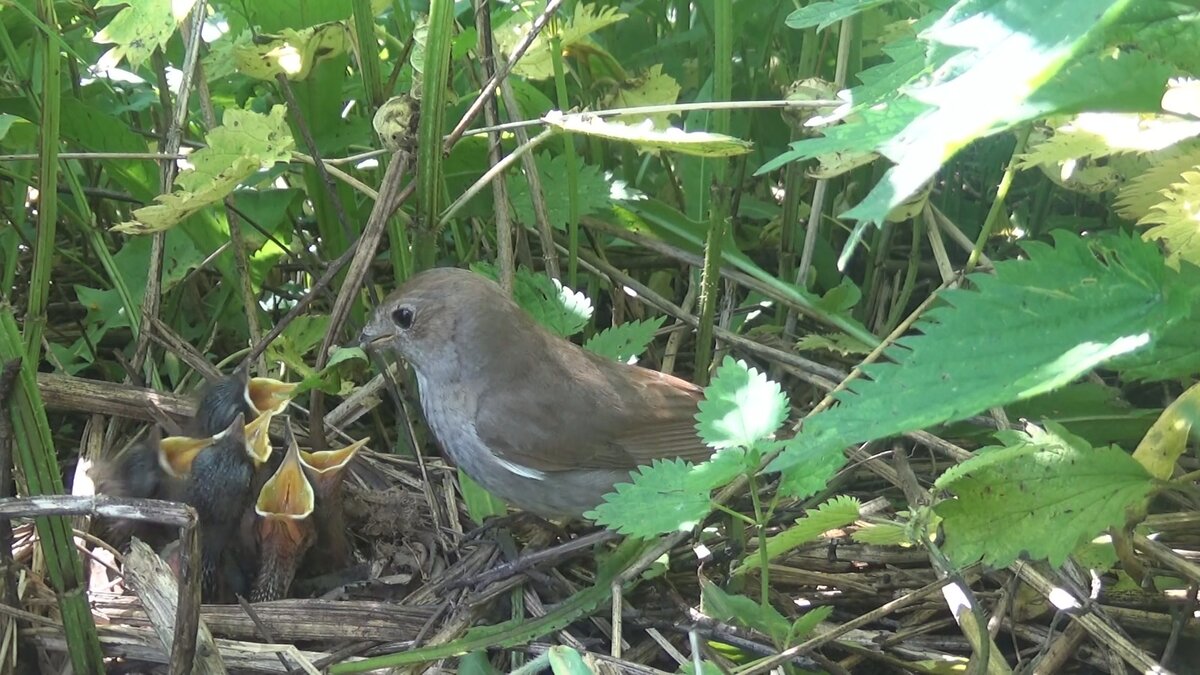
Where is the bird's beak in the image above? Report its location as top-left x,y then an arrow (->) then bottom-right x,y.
357,326 -> 395,351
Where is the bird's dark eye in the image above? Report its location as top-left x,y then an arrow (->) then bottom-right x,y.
391,306 -> 415,329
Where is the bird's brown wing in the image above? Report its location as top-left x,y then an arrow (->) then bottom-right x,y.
474,349 -> 712,472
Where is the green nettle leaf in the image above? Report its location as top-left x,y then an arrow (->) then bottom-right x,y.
701,579 -> 791,647
602,64 -> 682,129
786,0 -> 894,33
851,521 -> 912,546
933,422 -> 1156,568
585,459 -> 713,538
839,0 -> 1139,265
769,231 -> 1199,498
114,105 -> 295,234
583,317 -> 666,362
93,0 -> 185,68
471,264 -> 594,337
734,496 -> 861,575
787,605 -> 833,646
231,23 -> 351,81
495,3 -> 627,80
508,153 -> 612,230
696,357 -> 790,450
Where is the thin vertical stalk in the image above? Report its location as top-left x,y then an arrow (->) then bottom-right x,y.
693,0 -> 733,385
413,0 -> 456,269
353,0 -> 385,108
549,31 -> 581,287
966,126 -> 1032,273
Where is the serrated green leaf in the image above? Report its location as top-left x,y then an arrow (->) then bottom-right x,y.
471,264 -> 594,337
509,153 -> 612,231
787,605 -> 833,645
114,106 -> 295,234
933,422 -> 1155,568
1139,171 -> 1200,267
583,317 -> 666,363
786,0 -> 892,32
495,3 -> 627,80
602,64 -> 681,128
851,521 -> 913,546
1115,141 -> 1200,220
93,0 -> 186,68
769,231 -> 1197,497
734,496 -> 860,575
586,459 -> 713,538
701,579 -> 791,647
696,357 -> 790,450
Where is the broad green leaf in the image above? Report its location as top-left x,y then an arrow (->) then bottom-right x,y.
1139,171 -> 1200,266
93,0 -> 187,68
1114,142 -> 1200,220
734,496 -> 861,575
1131,382 -> 1200,480
544,111 -> 754,158
933,422 -> 1155,568
457,651 -> 501,675
460,471 -> 508,525
547,646 -> 596,675
495,3 -> 627,80
696,357 -> 789,450
769,231 -> 1199,496
787,605 -> 833,646
470,264 -> 594,337
586,459 -> 713,537
851,521 -> 912,546
232,23 -> 352,81
786,0 -> 894,32
700,578 -> 791,647
839,0 -> 1137,265
114,105 -> 295,234
508,153 -> 612,231
601,64 -> 681,128
583,316 -> 666,363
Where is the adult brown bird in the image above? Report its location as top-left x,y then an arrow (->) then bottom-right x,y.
359,267 -> 712,519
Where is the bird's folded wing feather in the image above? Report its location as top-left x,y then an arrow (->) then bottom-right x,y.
475,355 -> 712,472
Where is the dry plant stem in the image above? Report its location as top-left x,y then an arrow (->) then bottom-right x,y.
931,205 -> 993,268
892,450 -> 1006,675
310,153 -> 411,445
243,203 -> 418,367
187,24 -> 266,376
736,576 -> 956,675
449,529 -> 618,589
292,153 -> 379,199
1133,533 -> 1200,585
581,216 -> 856,342
1030,620 -> 1089,675
444,0 -> 566,150
133,3 -> 207,376
1011,562 -> 1170,674
0,496 -> 201,674
569,244 -> 844,386
464,99 -> 843,139
440,128 -> 557,227
499,77 -> 561,279
800,277 -> 955,426
475,1 -> 515,291
124,539 -> 227,674
923,204 -> 956,283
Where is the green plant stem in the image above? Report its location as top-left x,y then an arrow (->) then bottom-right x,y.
412,0 -> 456,269
711,501 -> 757,526
966,126 -> 1032,273
747,473 -> 771,609
693,0 -> 734,385
549,32 -> 581,287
